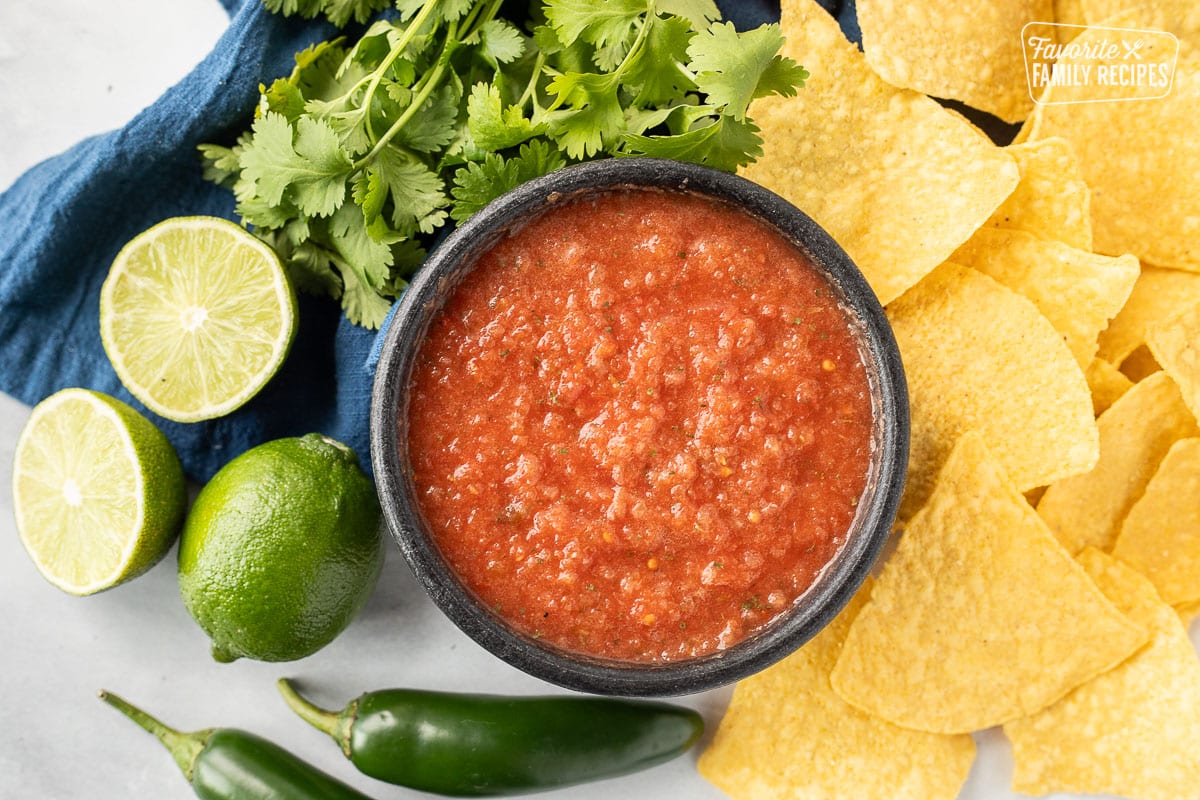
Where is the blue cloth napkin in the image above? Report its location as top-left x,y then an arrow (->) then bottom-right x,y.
0,0 -> 839,482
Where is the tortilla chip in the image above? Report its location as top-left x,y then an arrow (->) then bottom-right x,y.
1037,371 -> 1200,553
698,579 -> 976,800
1147,300 -> 1200,421
856,0 -> 1049,123
830,433 -> 1145,734
1085,357 -> 1134,416
1026,30 -> 1198,270
1098,265 -> 1200,366
1083,0 -> 1200,58
983,138 -> 1093,250
741,0 -> 1019,305
1177,601 -> 1200,627
1055,0 -> 1088,26
887,262 -> 1098,517
1120,344 -> 1163,383
951,227 -> 1137,368
1005,548 -> 1200,800
1112,438 -> 1200,606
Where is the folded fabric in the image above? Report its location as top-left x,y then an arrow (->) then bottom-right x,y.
0,0 -> 836,481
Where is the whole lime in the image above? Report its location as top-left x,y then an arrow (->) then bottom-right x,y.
178,433 -> 384,662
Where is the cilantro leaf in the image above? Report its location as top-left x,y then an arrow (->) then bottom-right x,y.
395,0 -> 473,24
263,0 -> 390,26
688,22 -> 809,120
262,78 -> 308,121
473,19 -> 526,67
544,72 -> 625,158
655,0 -> 721,27
235,192 -> 300,230
450,139 -> 565,222
240,112 -> 352,218
319,0 -> 390,27
622,115 -> 763,172
391,84 -> 459,153
198,140 -> 244,189
329,202 -> 393,296
357,146 -> 448,234
623,14 -> 695,106
338,259 -> 396,328
543,0 -> 647,52
264,229 -> 344,299
467,82 -> 541,151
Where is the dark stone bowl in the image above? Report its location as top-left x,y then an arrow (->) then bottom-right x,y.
370,158 -> 908,696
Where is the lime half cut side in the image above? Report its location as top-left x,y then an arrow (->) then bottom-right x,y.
100,216 -> 297,423
12,388 -> 186,595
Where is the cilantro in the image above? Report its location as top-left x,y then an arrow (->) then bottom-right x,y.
261,0 -> 390,26
688,22 -> 809,120
209,1 -> 807,327
450,139 -> 566,221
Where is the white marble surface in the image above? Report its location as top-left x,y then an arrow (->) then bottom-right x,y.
0,2 -> 1193,799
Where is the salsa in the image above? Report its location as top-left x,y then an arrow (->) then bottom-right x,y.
407,188 -> 874,663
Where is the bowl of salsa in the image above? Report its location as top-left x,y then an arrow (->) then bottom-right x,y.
370,158 -> 908,696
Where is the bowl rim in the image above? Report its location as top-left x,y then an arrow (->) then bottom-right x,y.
370,157 -> 908,696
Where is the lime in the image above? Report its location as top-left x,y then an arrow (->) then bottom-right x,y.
12,388 -> 186,595
99,216 -> 297,423
177,434 -> 384,662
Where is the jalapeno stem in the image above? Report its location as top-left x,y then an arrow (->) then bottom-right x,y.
276,679 -> 339,731
98,690 -> 208,781
277,677 -> 359,758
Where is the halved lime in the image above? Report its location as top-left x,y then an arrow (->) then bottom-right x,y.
99,216 -> 297,423
12,388 -> 187,595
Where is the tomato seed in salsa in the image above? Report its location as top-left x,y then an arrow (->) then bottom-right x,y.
407,188 -> 874,663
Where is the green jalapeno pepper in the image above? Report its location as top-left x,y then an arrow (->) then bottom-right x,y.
277,679 -> 705,797
99,690 -> 376,800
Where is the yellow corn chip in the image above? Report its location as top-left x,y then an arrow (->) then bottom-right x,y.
984,138 -> 1093,250
886,262 -> 1098,518
1083,0 -> 1200,57
1177,601 -> 1200,627
951,227 -> 1137,368
1005,548 -> 1200,800
1026,29 -> 1198,270
741,0 -> 1019,305
1147,300 -> 1200,421
830,433 -> 1145,734
1098,265 -> 1200,366
856,0 -> 1050,123
1113,438 -> 1200,606
698,579 -> 976,800
1055,0 -> 1088,26
1085,357 -> 1134,416
1120,344 -> 1163,383
1038,371 -> 1200,553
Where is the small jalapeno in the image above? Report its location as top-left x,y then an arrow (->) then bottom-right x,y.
99,690 -> 376,800
277,679 -> 705,797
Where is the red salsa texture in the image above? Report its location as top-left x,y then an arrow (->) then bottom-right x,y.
407,189 -> 873,663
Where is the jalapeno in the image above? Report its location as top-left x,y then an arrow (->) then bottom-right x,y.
99,690 -> 376,800
277,679 -> 705,797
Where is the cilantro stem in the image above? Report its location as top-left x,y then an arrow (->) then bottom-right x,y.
612,0 -> 656,84
517,50 -> 547,112
543,4 -> 654,114
357,44 -> 452,168
357,0 -> 503,168
458,0 -> 500,40
362,0 -> 440,141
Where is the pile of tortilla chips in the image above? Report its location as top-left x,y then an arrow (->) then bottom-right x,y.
703,1 -> 1200,799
